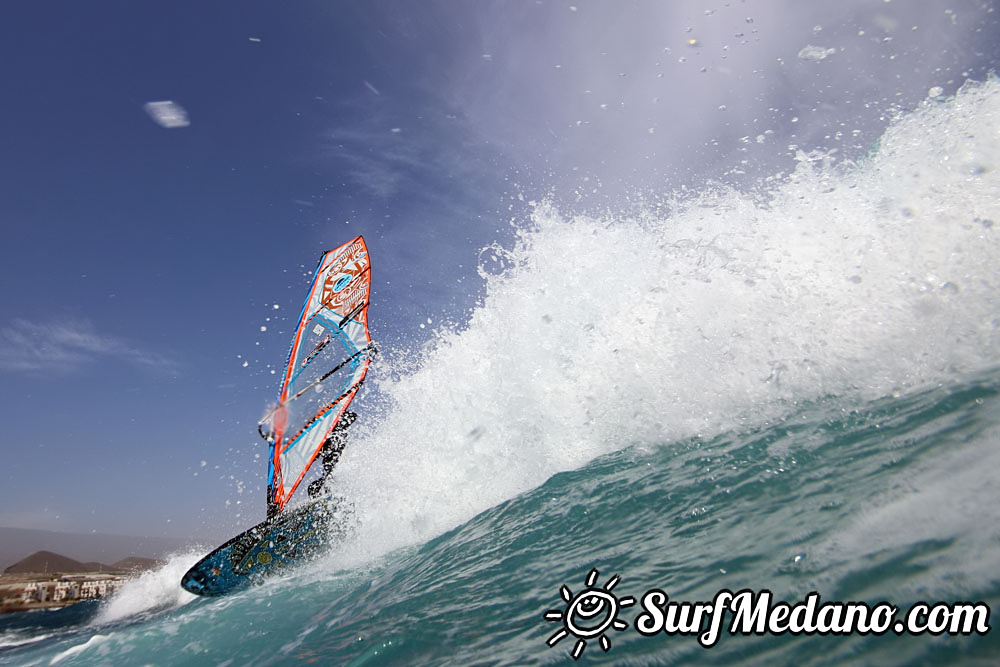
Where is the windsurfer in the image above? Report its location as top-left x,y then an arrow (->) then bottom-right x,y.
307,411 -> 357,499
264,410 -> 358,520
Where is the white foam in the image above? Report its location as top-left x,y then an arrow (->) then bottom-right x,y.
49,633 -> 112,665
0,631 -> 54,650
91,550 -> 203,626
328,78 -> 1000,563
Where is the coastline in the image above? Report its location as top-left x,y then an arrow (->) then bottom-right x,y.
0,572 -> 129,616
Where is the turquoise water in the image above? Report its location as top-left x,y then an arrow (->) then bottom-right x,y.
2,372 -> 998,664
3,80 -> 1000,665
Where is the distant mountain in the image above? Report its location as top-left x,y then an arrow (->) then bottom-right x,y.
0,526 -> 194,572
4,550 -> 108,575
4,551 -> 165,576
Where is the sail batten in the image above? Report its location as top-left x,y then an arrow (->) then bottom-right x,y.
264,236 -> 373,514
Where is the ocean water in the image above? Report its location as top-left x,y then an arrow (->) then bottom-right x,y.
3,79 -> 999,665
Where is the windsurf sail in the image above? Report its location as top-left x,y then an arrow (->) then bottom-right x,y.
261,236 -> 375,515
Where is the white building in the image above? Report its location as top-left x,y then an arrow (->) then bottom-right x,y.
78,576 -> 123,599
15,575 -> 124,603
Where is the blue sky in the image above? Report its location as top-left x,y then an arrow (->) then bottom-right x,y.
1,0 -> 997,541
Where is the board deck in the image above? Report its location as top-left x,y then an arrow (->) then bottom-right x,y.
181,498 -> 348,596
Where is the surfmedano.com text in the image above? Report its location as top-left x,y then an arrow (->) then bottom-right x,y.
634,589 -> 991,647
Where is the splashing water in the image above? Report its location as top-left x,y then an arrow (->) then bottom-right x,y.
3,78 -> 999,667
332,77 -> 1000,561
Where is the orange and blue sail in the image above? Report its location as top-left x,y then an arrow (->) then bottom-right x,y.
262,236 -> 374,515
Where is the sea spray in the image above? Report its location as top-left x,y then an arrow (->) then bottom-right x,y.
331,78 -> 1000,563
92,551 -> 203,625
4,79 -> 1000,667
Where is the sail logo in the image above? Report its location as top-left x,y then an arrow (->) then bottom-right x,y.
322,272 -> 352,304
321,247 -> 368,313
329,274 -> 353,294
544,569 -> 635,659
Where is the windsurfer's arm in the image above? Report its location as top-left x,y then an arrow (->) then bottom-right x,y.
307,412 -> 357,499
335,411 -> 358,432
325,411 -> 356,457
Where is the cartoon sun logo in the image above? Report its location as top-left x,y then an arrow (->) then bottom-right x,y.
544,568 -> 635,659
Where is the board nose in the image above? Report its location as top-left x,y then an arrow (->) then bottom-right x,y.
181,569 -> 210,595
